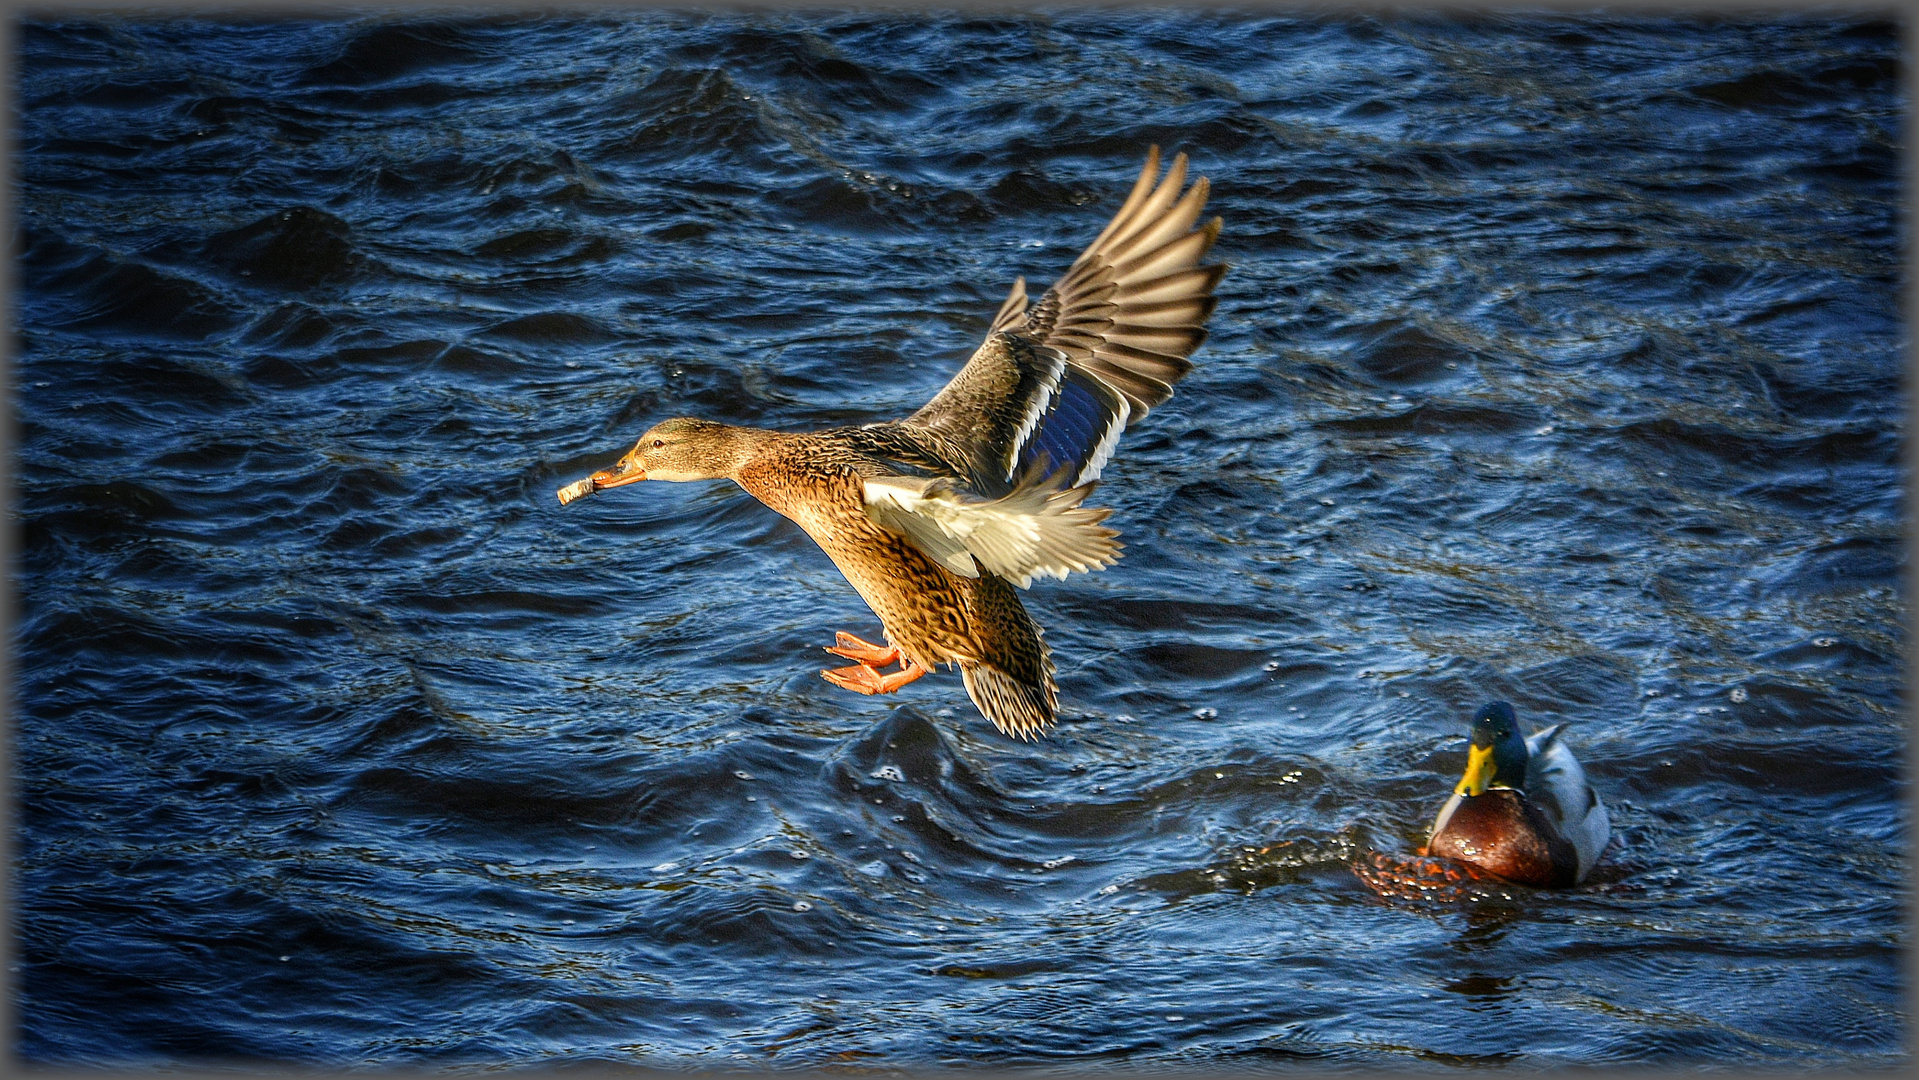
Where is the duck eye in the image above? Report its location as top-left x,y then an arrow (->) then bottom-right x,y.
653,439 -> 664,448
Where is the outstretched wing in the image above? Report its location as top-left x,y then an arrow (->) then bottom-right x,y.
905,146 -> 1225,494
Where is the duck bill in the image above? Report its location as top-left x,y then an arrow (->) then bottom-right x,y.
1454,743 -> 1497,797
556,454 -> 647,506
590,457 -> 648,492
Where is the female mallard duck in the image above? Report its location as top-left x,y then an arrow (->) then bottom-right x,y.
557,148 -> 1224,740
1425,702 -> 1611,887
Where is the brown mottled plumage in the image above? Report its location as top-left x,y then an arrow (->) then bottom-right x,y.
735,429 -> 1057,736
559,148 -> 1224,739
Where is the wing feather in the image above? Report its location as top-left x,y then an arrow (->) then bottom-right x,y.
1109,220 -> 1222,283
1118,297 -> 1218,327
1099,153 -> 1187,255
1117,264 -> 1227,305
1104,177 -> 1210,265
1082,145 -> 1167,252
1102,323 -> 1205,354
900,147 -> 1224,553
988,276 -> 1029,336
862,472 -> 1122,589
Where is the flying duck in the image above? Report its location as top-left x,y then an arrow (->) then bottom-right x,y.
557,148 -> 1224,739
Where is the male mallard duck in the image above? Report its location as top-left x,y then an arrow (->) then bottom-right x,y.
1424,702 -> 1610,887
557,148 -> 1224,740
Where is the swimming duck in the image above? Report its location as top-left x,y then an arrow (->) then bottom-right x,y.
1424,702 -> 1610,887
557,148 -> 1224,740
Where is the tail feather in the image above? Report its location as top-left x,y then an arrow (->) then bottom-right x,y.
960,663 -> 1056,741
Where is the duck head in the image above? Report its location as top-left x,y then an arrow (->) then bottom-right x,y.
1455,701 -> 1528,796
590,417 -> 746,490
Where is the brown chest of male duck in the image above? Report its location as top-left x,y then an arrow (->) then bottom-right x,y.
558,149 -> 1225,740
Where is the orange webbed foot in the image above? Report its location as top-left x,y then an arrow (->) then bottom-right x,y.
823,631 -> 901,667
819,631 -> 926,695
820,659 -> 927,695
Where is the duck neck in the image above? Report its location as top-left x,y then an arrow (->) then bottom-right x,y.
699,422 -> 778,482
1493,740 -> 1529,791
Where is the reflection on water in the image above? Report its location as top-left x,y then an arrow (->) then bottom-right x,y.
16,10 -> 1903,1069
